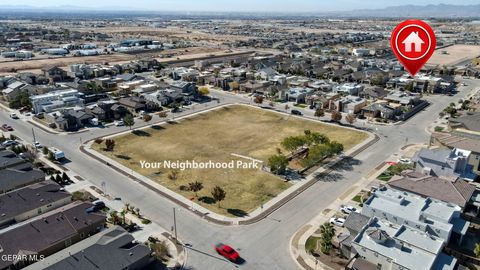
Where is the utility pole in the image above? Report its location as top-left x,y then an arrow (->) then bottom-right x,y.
173,207 -> 178,244
31,128 -> 37,150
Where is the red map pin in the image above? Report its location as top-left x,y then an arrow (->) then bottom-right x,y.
390,19 -> 436,77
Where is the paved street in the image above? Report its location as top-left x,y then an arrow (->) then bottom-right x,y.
0,78 -> 478,270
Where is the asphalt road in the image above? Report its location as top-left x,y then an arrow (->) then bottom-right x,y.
1,78 -> 478,270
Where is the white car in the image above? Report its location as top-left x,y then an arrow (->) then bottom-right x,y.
340,205 -> 357,214
115,121 -> 124,127
33,141 -> 43,149
1,140 -> 17,147
398,158 -> 412,165
329,217 -> 346,227
9,113 -> 19,119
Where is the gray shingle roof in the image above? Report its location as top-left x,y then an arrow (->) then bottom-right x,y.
0,180 -> 71,226
25,226 -> 151,270
0,201 -> 105,269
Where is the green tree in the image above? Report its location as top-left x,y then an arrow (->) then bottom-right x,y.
211,186 -> 226,207
474,243 -> 480,258
319,222 -> 336,254
305,131 -> 329,146
405,81 -> 414,92
198,87 -> 210,96
123,114 -> 135,130
268,154 -> 289,175
281,136 -> 306,153
62,172 -> 70,181
55,174 -> 63,183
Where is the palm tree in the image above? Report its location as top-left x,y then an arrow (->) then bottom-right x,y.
320,222 -> 335,240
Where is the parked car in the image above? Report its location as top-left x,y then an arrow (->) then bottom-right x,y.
115,121 -> 124,127
9,113 -> 19,119
1,124 -> 13,131
340,205 -> 357,214
32,141 -> 43,149
398,158 -> 412,165
214,243 -> 240,262
329,217 -> 346,227
1,140 -> 17,147
291,109 -> 303,116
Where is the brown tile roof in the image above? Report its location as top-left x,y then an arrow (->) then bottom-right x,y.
388,172 -> 475,208
431,132 -> 480,153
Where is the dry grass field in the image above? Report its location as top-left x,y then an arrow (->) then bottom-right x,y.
93,105 -> 368,216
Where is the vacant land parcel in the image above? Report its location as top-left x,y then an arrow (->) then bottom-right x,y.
93,105 -> 368,216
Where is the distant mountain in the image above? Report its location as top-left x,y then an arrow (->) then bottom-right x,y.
0,3 -> 478,18
346,4 -> 480,18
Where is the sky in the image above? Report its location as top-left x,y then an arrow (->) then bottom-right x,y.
3,0 -> 480,12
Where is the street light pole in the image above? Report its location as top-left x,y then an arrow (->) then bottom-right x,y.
173,207 -> 178,244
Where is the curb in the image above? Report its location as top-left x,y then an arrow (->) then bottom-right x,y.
79,104 -> 380,226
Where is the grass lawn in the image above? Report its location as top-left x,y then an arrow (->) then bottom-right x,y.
93,105 -> 368,216
377,163 -> 414,182
305,236 -> 321,253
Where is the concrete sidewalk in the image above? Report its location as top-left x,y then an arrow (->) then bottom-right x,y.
65,181 -> 187,269
81,124 -> 377,226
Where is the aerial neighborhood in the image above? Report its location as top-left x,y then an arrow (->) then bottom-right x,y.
0,2 -> 479,270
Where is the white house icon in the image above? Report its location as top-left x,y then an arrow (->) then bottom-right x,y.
401,31 -> 424,52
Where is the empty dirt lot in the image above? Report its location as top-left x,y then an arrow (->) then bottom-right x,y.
428,44 -> 480,66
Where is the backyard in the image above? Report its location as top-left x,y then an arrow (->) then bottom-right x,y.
92,104 -> 369,216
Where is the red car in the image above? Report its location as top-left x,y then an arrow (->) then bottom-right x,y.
215,243 -> 240,262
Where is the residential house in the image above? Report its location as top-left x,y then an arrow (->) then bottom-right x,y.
285,87 -> 312,103
412,147 -> 477,181
0,180 -> 71,228
1,81 -> 26,102
362,86 -> 388,100
0,150 -> 45,193
334,83 -> 364,96
41,66 -> 68,82
118,97 -> 146,115
335,95 -> 366,114
25,226 -> 152,270
388,171 -> 476,210
46,109 -> 94,131
240,81 -> 270,93
430,132 -> 480,177
362,102 -> 398,120
0,201 -> 106,269
30,89 -> 84,114
362,187 -> 469,245
351,217 -> 456,270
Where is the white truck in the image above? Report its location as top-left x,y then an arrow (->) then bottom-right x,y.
49,147 -> 65,160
